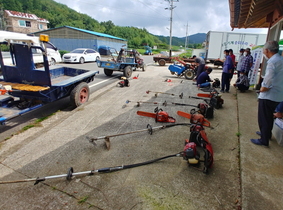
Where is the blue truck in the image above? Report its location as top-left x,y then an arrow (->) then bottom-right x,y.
0,34 -> 99,125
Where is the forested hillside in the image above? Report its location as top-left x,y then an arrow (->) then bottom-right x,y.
0,0 -> 205,49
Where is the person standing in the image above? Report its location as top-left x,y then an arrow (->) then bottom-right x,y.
236,48 -> 245,78
250,41 -> 283,146
220,50 -> 233,93
229,49 -> 236,79
241,48 -> 253,77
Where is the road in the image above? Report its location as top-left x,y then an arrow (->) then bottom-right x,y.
0,55 -> 154,141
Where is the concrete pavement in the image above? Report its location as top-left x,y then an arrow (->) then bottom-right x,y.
0,64 -> 282,210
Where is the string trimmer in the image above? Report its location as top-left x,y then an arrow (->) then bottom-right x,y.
189,94 -> 223,109
88,123 -> 191,149
177,111 -> 214,173
166,101 -> 214,119
124,99 -> 167,107
146,90 -> 183,99
0,140 -> 214,185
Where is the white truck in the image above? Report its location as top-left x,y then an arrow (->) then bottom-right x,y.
204,31 -> 267,65
192,49 -> 206,59
0,30 -> 61,67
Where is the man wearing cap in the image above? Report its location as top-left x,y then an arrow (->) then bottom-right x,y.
236,48 -> 245,78
233,70 -> 249,92
240,48 -> 253,77
196,67 -> 213,88
250,41 -> 283,147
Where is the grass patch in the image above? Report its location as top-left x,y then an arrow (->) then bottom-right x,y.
22,125 -> 35,131
236,132 -> 241,137
19,113 -> 56,133
78,196 -> 88,204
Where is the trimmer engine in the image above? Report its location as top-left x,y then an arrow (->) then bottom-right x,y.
183,140 -> 200,165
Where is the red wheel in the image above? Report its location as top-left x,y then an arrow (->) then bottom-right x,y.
70,82 -> 90,107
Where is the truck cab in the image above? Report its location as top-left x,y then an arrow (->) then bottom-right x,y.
0,30 -> 61,67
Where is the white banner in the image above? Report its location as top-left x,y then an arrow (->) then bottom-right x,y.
249,47 -> 263,85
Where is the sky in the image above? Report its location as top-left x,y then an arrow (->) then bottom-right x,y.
53,0 -> 269,38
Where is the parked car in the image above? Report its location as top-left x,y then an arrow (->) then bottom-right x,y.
32,41 -> 62,65
62,48 -> 101,64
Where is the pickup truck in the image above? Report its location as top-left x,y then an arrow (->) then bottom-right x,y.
0,30 -> 62,67
2,42 -> 61,67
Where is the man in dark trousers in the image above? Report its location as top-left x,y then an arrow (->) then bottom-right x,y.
250,41 -> 283,146
220,50 -> 233,93
196,67 -> 213,88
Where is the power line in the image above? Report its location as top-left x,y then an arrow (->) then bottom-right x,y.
164,0 -> 179,55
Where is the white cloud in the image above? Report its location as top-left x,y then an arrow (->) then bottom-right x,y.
53,0 -> 270,37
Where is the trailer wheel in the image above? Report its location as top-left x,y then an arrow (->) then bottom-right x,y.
158,59 -> 166,66
123,66 -> 132,78
70,82 -> 89,107
184,70 -> 195,80
104,69 -> 113,76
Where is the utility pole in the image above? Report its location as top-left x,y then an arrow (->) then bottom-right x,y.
165,0 -> 178,57
185,22 -> 188,50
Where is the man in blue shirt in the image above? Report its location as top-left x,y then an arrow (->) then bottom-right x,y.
220,50 -> 233,93
251,41 -> 283,146
196,67 -> 213,88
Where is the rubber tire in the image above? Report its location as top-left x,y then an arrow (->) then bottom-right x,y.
123,66 -> 132,78
158,59 -> 166,66
142,64 -> 146,71
184,70 -> 195,80
70,82 -> 89,107
104,68 -> 113,76
50,58 -> 56,66
79,57 -> 85,64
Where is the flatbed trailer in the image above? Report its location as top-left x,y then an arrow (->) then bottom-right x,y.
0,35 -> 98,125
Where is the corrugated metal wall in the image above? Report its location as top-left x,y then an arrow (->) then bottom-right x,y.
34,27 -> 127,52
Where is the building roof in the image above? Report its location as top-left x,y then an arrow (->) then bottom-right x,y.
229,0 -> 283,29
5,10 -> 49,23
35,26 -> 127,41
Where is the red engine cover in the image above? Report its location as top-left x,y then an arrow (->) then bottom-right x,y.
156,111 -> 175,123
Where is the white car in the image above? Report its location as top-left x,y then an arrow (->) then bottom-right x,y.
62,48 -> 101,64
